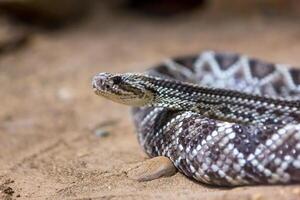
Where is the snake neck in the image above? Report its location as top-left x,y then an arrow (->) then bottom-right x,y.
141,75 -> 300,125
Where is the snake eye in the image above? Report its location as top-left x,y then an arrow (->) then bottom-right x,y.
112,76 -> 122,84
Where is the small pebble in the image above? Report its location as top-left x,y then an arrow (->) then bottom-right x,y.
3,187 -> 14,195
127,156 -> 177,181
251,193 -> 263,200
94,129 -> 110,137
57,88 -> 73,101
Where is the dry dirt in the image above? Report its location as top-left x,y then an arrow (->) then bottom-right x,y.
1,3 -> 300,200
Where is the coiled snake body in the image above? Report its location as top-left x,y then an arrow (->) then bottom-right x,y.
92,51 -> 300,186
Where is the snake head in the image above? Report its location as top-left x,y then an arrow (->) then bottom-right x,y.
92,72 -> 154,106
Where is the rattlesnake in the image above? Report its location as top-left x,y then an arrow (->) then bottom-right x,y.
92,51 -> 300,186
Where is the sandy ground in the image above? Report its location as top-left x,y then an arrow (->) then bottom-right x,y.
1,2 -> 300,200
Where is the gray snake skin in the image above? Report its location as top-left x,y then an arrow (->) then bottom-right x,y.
93,51 -> 300,186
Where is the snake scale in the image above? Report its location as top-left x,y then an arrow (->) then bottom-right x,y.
92,51 -> 300,186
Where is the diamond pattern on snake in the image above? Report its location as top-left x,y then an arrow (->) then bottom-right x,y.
92,51 -> 300,186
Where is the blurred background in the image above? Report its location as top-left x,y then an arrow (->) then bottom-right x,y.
1,1 -> 300,199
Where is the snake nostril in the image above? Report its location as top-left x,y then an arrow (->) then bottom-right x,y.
92,72 -> 113,90
92,77 -> 101,89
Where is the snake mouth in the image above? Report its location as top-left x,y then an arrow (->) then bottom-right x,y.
120,96 -> 134,100
92,83 -> 98,92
